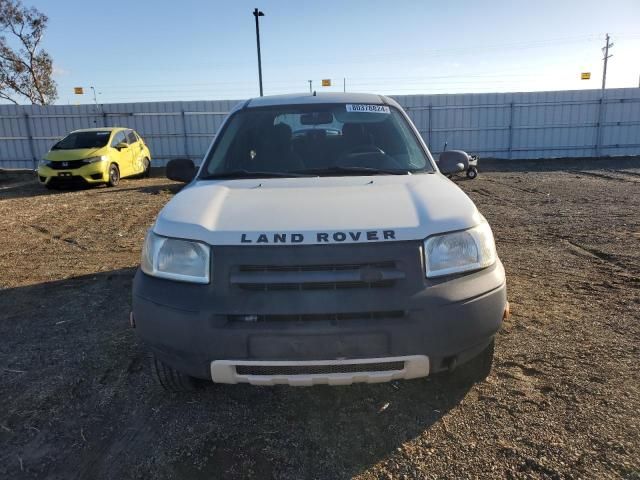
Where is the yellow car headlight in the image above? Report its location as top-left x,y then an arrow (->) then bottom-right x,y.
86,156 -> 108,163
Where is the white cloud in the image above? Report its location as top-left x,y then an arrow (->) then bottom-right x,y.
52,65 -> 70,76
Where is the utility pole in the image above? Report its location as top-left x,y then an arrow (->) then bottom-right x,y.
308,80 -> 312,93
343,77 -> 346,92
253,8 -> 265,96
596,34 -> 614,157
601,33 -> 614,91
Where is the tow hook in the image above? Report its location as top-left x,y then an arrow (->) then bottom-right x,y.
129,312 -> 136,329
503,301 -> 511,321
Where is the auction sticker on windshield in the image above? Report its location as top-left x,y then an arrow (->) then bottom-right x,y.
346,104 -> 390,113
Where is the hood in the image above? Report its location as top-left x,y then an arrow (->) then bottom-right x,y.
154,174 -> 484,246
45,147 -> 104,161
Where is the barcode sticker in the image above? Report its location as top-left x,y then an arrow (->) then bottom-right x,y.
346,104 -> 390,114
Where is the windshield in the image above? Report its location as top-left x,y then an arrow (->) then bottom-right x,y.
201,104 -> 433,178
52,131 -> 111,150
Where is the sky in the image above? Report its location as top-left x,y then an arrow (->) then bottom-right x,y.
9,0 -> 640,104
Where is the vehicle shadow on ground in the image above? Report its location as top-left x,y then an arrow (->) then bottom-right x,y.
0,269 -> 474,479
0,174 -> 107,200
171,378 -> 473,480
0,174 -> 59,200
0,176 -> 182,201
92,182 -> 183,196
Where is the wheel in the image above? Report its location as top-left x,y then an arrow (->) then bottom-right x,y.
142,158 -> 151,178
449,339 -> 495,385
106,164 -> 120,187
44,183 -> 56,190
152,355 -> 206,393
466,167 -> 478,179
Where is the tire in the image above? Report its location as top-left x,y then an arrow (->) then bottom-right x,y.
106,164 -> 120,187
449,339 -> 495,386
142,158 -> 151,178
466,167 -> 478,179
152,355 -> 205,393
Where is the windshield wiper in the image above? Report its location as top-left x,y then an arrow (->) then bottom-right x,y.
294,166 -> 413,176
200,169 -> 314,180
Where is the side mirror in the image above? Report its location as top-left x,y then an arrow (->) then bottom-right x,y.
166,158 -> 196,183
115,142 -> 128,150
438,150 -> 469,174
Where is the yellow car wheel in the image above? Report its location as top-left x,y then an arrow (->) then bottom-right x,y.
107,164 -> 120,187
142,157 -> 151,178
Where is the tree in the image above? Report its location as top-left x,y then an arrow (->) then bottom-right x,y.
0,0 -> 57,104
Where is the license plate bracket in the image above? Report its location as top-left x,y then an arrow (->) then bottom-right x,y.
248,333 -> 389,359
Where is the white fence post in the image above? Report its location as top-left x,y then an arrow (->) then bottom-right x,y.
23,113 -> 36,170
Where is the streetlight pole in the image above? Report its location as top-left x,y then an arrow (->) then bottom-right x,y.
253,8 -> 265,97
90,86 -> 103,116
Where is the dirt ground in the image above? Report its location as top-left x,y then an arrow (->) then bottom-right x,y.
0,159 -> 638,479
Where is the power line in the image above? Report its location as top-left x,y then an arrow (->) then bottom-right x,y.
90,72 -> 552,92
66,66 -> 604,102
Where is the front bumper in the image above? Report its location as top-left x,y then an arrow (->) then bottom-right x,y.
132,241 -> 507,383
210,356 -> 430,386
37,163 -> 107,185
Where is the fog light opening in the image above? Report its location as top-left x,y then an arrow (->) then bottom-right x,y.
443,355 -> 457,372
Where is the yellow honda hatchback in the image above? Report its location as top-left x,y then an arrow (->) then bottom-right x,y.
37,127 -> 152,189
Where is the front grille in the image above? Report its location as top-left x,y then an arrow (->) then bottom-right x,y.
47,159 -> 89,170
236,361 -> 405,376
238,280 -> 394,291
232,261 -> 403,291
239,261 -> 395,272
228,310 -> 406,323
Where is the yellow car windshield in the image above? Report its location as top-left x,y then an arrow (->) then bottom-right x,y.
52,131 -> 111,150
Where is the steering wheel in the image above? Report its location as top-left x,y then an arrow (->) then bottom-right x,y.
342,144 -> 385,156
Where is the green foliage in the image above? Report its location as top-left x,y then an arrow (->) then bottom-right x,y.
0,0 -> 57,104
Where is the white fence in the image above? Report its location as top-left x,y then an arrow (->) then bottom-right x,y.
1,88 -> 639,169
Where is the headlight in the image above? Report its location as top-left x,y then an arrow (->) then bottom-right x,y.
86,155 -> 107,163
424,221 -> 496,278
141,230 -> 210,284
38,159 -> 48,167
